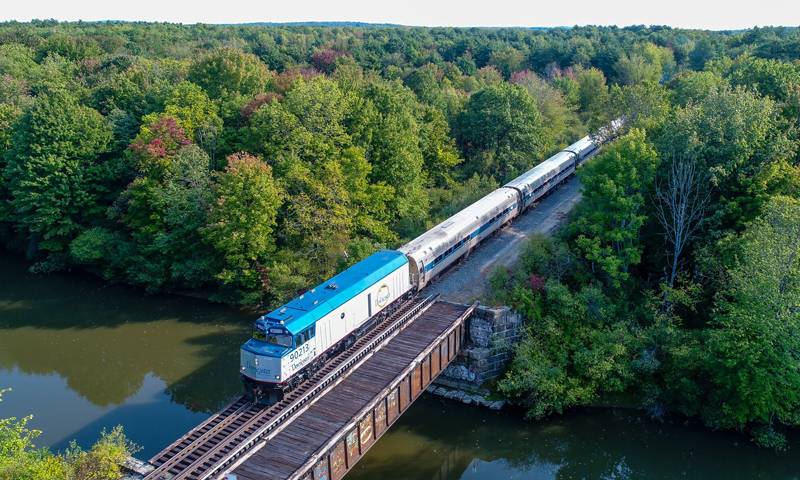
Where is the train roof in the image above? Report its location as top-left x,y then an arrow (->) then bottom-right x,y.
260,250 -> 408,335
564,136 -> 596,155
504,136 -> 596,191
504,151 -> 573,190
398,188 -> 518,260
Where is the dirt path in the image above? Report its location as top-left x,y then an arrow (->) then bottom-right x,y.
424,178 -> 582,303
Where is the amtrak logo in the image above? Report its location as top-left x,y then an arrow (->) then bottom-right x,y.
376,284 -> 390,307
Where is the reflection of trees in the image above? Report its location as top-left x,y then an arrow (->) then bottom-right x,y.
164,332 -> 247,414
0,250 -> 252,409
358,398 -> 800,480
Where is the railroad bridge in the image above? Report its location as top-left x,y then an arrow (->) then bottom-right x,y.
145,296 -> 479,480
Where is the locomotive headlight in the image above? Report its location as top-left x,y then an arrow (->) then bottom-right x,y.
254,358 -> 259,366
241,366 -> 245,371
275,375 -> 280,380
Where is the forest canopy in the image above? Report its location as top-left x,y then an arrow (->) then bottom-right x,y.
2,21 -> 797,307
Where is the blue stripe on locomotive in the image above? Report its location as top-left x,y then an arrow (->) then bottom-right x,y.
258,249 -> 408,337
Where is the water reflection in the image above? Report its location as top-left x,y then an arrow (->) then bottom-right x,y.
351,395 -> 800,480
0,249 -> 252,457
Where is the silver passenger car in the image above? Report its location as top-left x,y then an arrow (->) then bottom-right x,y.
504,135 -> 598,210
398,188 -> 519,289
399,134 -> 600,290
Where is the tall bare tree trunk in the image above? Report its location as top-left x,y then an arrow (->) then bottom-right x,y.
653,155 -> 710,307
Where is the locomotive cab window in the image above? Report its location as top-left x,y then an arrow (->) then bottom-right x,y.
253,330 -> 267,342
267,333 -> 292,348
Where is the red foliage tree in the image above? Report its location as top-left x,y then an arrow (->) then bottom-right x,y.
528,274 -> 546,291
273,67 -> 324,94
311,49 -> 345,74
129,116 -> 191,175
509,70 -> 538,85
240,92 -> 282,119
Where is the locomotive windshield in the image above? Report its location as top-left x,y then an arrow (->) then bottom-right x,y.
266,334 -> 292,347
252,325 -> 292,348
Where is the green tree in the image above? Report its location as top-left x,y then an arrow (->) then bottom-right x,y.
140,82 -> 222,147
705,197 -> 800,445
456,51 -> 477,76
418,106 -> 463,186
611,82 -> 672,137
90,59 -> 181,119
729,57 -> 800,120
108,145 -> 215,291
511,70 -> 582,151
614,43 -> 676,86
279,156 -> 353,278
457,83 -> 544,179
657,85 -> 795,232
0,388 -> 66,479
576,68 -> 610,124
668,70 -> 725,106
1,389 -> 139,480
614,53 -> 662,86
499,281 -> 634,419
243,76 -> 350,164
339,146 -> 396,243
203,152 -> 282,306
571,129 -> 660,287
0,44 -> 38,80
354,80 -> 429,220
3,91 -> 113,263
488,48 -> 525,79
403,68 -> 444,110
188,46 -> 272,101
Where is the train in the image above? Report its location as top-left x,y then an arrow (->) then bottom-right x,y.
240,130 -> 607,403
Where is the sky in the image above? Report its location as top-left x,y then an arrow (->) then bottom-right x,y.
1,0 -> 798,31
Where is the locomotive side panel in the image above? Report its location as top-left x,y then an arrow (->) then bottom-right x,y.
240,250 -> 411,400
281,263 -> 411,380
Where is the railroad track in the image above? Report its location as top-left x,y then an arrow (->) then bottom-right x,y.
145,294 -> 439,480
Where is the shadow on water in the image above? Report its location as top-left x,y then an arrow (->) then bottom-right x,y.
164,331 -> 249,414
0,248 -> 253,331
0,248 -> 255,457
350,395 -> 800,480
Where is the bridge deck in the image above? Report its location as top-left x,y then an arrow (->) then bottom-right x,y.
230,301 -> 474,480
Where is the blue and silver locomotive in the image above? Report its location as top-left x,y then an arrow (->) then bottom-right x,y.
240,250 -> 412,403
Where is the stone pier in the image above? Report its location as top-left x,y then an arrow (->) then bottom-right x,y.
433,305 -> 522,394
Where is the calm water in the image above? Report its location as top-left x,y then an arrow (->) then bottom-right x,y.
0,248 -> 251,458
351,396 -> 800,480
1,249 -> 799,478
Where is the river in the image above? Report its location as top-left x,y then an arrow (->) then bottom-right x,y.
0,248 -> 251,459
1,249 -> 798,478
